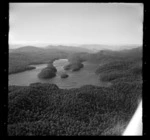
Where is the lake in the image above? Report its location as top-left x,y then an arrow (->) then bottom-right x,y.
9,59 -> 110,89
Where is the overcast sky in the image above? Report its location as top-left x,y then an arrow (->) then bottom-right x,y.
9,3 -> 143,48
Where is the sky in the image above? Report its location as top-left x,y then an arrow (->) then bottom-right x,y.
9,3 -> 143,48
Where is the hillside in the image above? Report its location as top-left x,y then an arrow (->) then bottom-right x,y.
85,47 -> 142,63
45,45 -> 92,53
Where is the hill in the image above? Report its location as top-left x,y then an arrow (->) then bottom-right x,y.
45,45 -> 92,53
13,46 -> 44,53
84,47 -> 142,63
78,44 -> 141,52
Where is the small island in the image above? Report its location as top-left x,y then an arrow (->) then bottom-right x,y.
60,73 -> 69,78
38,63 -> 57,79
64,62 -> 84,71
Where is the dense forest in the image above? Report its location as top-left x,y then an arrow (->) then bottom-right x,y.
8,46 -> 142,135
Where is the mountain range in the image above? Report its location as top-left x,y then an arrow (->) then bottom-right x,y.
9,44 -> 142,54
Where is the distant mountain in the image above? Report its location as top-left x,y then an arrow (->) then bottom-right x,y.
9,44 -> 142,55
79,44 -> 109,51
78,44 -> 142,52
9,49 -> 16,53
10,45 -> 92,54
45,45 -> 92,53
96,47 -> 142,57
85,46 -> 142,63
9,44 -> 23,49
13,46 -> 44,53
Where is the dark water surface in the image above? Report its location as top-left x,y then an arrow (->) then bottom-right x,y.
9,59 -> 110,89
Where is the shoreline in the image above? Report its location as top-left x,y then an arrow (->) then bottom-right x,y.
9,66 -> 36,75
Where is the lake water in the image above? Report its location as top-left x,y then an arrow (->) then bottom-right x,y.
9,59 -> 110,89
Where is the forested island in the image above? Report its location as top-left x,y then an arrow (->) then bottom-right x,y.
60,73 -> 69,78
64,62 -> 84,71
38,63 -> 57,79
